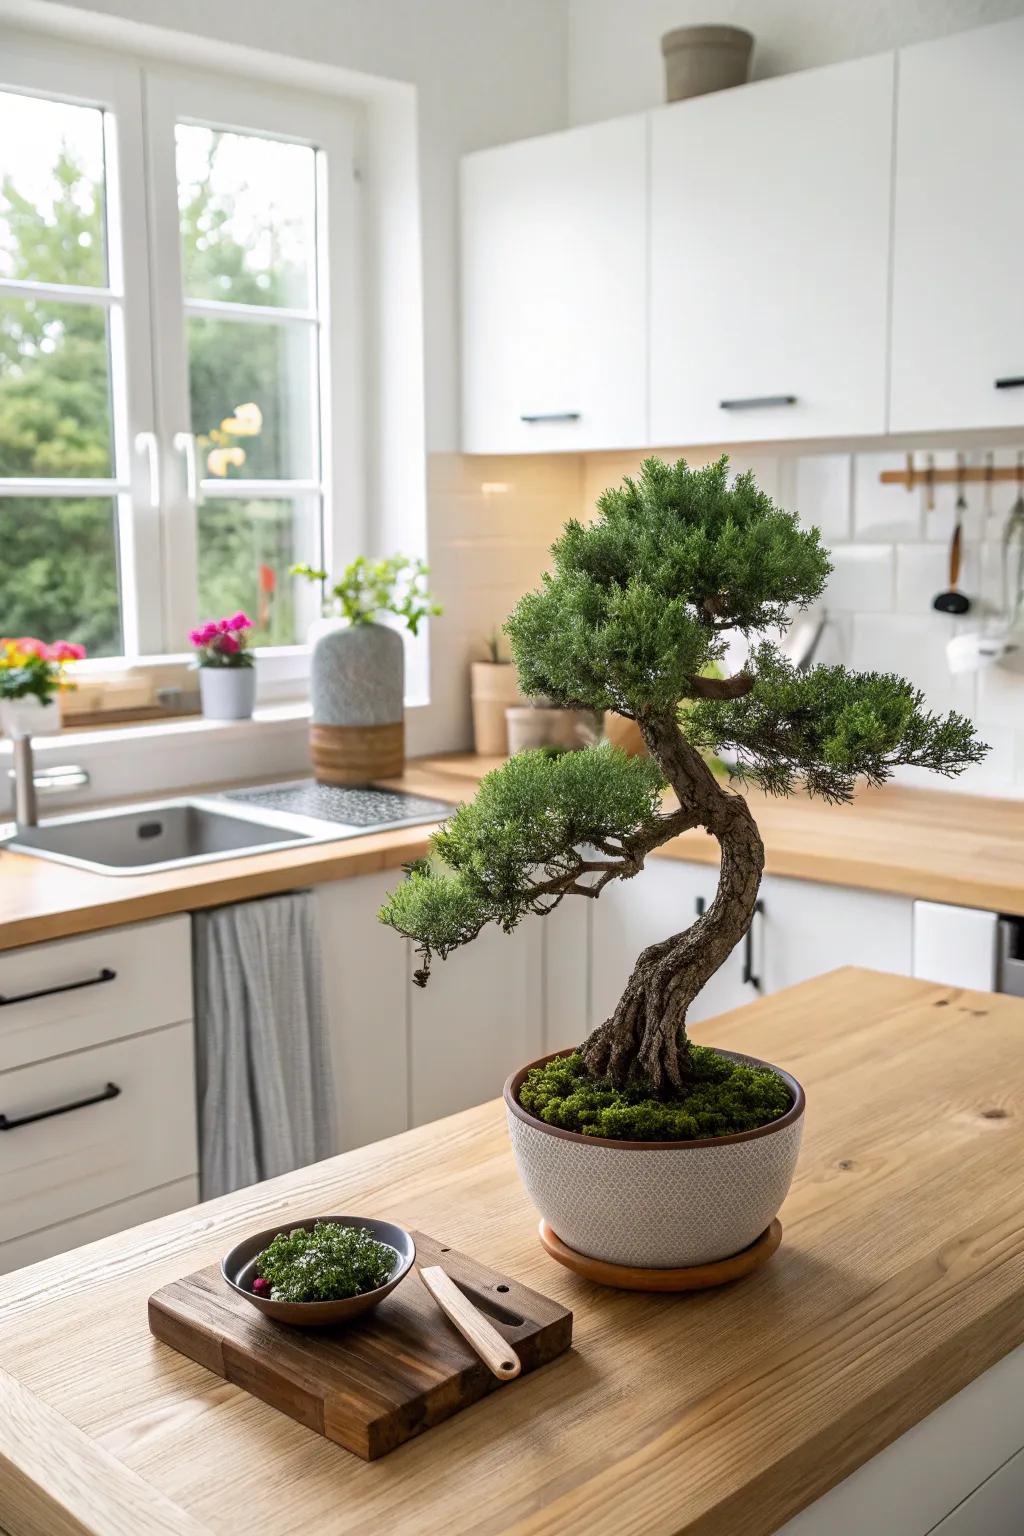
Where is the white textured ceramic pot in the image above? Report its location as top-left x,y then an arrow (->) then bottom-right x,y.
198,665 -> 256,721
0,695 -> 61,738
504,1049 -> 805,1268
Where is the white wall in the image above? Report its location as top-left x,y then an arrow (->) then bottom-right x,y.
568,0 -> 1024,123
34,0 -> 569,455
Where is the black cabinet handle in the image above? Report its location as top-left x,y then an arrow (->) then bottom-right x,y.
0,967 -> 116,1008
995,377 -> 1024,390
720,395 -> 797,411
742,901 -> 765,991
0,1081 -> 121,1131
519,412 -> 581,423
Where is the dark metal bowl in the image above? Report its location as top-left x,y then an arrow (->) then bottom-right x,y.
221,1215 -> 416,1328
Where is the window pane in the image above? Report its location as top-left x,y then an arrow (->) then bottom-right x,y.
0,90 -> 107,288
197,496 -> 318,646
176,125 -> 316,309
0,299 -> 114,477
189,317 -> 315,481
0,497 -> 121,655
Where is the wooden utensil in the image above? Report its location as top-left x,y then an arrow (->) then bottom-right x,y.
420,1264 -> 522,1379
933,459 -> 971,614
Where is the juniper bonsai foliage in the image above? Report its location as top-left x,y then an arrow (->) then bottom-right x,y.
380,456 -> 986,1102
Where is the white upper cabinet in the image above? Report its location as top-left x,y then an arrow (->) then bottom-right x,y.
649,55 -> 894,446
460,115 -> 648,453
890,17 -> 1024,433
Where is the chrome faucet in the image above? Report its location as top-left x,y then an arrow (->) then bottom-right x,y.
11,733 -> 37,828
7,734 -> 89,830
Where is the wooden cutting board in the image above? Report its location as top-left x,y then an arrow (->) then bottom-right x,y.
148,1230 -> 573,1460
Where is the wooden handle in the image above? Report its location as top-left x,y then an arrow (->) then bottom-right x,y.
419,1266 -> 521,1381
950,521 -> 962,588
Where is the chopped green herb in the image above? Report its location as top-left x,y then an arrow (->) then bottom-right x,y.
255,1221 -> 397,1303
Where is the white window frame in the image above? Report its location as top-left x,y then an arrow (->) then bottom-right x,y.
143,66 -> 363,656
0,35 -> 160,657
0,35 -> 364,667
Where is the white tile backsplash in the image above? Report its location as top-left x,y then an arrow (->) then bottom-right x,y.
428,442 -> 1024,795
852,453 -> 922,542
850,612 -> 975,716
792,453 -> 851,541
825,544 -> 894,612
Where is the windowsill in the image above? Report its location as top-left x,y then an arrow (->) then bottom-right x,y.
0,699 -> 313,759
0,693 -> 431,764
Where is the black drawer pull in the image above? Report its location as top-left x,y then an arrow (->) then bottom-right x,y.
995,377 -> 1024,390
743,901 -> 765,991
0,1081 -> 121,1131
0,967 -> 116,1008
720,395 -> 797,410
519,411 -> 581,423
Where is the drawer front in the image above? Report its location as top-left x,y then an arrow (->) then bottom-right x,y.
0,1021 -> 197,1243
0,917 -> 191,1071
0,1175 -> 198,1276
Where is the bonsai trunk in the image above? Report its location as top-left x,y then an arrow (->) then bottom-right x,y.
580,713 -> 765,1095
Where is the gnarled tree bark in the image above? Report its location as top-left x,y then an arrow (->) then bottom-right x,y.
580,711 -> 765,1095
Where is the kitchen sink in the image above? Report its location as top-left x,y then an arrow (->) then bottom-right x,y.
2,782 -> 454,876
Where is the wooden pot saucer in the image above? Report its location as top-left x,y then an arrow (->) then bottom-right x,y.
538,1218 -> 782,1291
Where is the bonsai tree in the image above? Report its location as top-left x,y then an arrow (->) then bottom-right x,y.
381,457 -> 985,1104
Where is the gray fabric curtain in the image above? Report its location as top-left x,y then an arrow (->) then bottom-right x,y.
193,891 -> 335,1199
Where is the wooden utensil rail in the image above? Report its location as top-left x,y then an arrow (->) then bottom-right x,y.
880,455 -> 1024,491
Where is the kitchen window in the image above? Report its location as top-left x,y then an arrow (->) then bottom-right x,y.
0,38 -> 360,663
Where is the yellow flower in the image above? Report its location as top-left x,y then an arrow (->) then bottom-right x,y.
220,401 -> 263,437
206,446 -> 247,477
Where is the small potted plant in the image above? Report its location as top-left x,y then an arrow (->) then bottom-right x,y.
381,458 -> 986,1276
469,629 -> 525,756
189,613 -> 256,721
0,637 -> 86,738
292,555 -> 441,783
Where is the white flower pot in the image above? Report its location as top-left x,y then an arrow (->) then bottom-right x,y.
504,1048 -> 804,1268
0,695 -> 61,738
198,666 -> 256,721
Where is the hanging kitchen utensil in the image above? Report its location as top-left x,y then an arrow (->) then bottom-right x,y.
933,457 -> 971,614
1002,452 -> 1024,629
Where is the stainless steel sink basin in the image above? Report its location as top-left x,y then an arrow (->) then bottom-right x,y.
4,800 -> 319,875
2,782 -> 454,876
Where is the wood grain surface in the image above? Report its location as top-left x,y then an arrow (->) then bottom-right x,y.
1,968 -> 1023,1536
148,1232 -> 570,1459
2,753 -> 1024,951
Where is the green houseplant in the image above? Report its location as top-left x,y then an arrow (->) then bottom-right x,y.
293,555 -> 441,784
381,458 -> 986,1270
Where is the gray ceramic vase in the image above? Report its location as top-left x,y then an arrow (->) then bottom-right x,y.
311,622 -> 404,727
504,1048 -> 805,1268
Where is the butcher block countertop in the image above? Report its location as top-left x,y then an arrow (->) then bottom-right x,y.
1,968 -> 1024,1536
1,752 -> 1023,951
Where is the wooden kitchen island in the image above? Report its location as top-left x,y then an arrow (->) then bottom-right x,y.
1,968 -> 1023,1536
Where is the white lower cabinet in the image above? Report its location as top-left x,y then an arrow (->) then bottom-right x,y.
315,873 -> 410,1151
589,857 -> 751,1034
588,858 -> 915,1043
409,918 -> 543,1126
758,874 -> 913,994
0,916 -> 198,1275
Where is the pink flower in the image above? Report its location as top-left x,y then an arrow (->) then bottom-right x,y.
227,611 -> 253,632
15,637 -> 46,657
46,641 -> 86,661
188,629 -> 206,647
217,633 -> 240,654
217,618 -> 230,633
